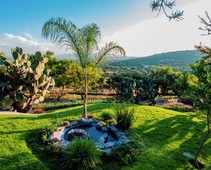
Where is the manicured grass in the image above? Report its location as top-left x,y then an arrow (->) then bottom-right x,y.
0,103 -> 211,170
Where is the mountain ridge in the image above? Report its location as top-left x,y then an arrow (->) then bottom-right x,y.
108,50 -> 203,71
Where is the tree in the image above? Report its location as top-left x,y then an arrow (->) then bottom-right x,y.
139,69 -> 159,105
0,47 -> 55,112
42,18 -> 125,118
107,69 -> 159,105
150,0 -> 183,21
186,11 -> 211,168
66,63 -> 102,93
46,57 -> 74,89
174,72 -> 197,97
188,45 -> 211,168
153,66 -> 178,95
198,11 -> 211,35
107,71 -> 143,103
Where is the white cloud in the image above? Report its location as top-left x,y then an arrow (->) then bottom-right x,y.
0,33 -> 68,56
103,0 -> 211,57
4,33 -> 49,51
24,33 -> 33,39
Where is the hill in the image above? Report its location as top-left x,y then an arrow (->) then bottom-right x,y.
109,50 -> 203,71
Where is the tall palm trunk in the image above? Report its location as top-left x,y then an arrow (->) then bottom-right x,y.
82,68 -> 88,118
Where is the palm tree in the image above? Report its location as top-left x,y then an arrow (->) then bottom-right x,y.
42,17 -> 126,118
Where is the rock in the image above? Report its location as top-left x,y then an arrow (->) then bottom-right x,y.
56,126 -> 64,132
48,126 -> 64,142
49,132 -> 61,143
98,141 -> 105,149
102,127 -> 108,132
118,136 -> 130,143
91,119 -> 99,124
113,141 -> 120,146
99,135 -> 106,143
66,121 -> 78,128
102,133 -> 108,139
183,152 -> 194,160
67,128 -> 89,140
59,141 -> 70,149
109,126 -> 118,133
116,132 -> 126,138
96,122 -> 103,129
105,142 -> 115,148
77,118 -> 94,125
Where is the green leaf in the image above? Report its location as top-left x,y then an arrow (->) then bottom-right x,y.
28,85 -> 34,94
16,93 -> 24,103
27,61 -> 31,67
0,53 -> 7,64
0,52 -> 7,59
22,54 -> 29,60
35,51 -> 42,58
3,98 -> 14,107
12,51 -> 19,60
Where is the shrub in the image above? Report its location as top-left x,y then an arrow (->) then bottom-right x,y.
100,110 -> 113,121
113,104 -> 135,130
87,114 -> 96,119
110,140 -> 144,165
38,121 -> 58,144
46,143 -> 62,156
106,118 -> 115,125
49,88 -> 69,102
164,106 -> 195,112
62,116 -> 79,123
30,108 -> 45,114
63,120 -> 70,126
62,138 -> 101,170
34,99 -> 106,111
100,121 -> 107,126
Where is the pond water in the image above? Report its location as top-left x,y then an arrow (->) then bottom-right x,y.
64,124 -> 119,149
55,118 -> 130,152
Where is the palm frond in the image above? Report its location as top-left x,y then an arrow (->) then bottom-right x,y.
95,42 -> 126,66
79,23 -> 101,67
42,17 -> 85,66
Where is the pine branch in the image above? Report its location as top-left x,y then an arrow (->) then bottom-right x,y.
150,0 -> 183,21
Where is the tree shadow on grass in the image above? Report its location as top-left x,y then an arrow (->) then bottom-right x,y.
5,103 -> 112,122
0,152 -> 50,170
131,114 -> 209,169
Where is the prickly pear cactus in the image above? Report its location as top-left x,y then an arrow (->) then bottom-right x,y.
0,47 -> 55,112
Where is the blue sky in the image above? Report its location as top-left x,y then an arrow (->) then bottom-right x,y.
1,0 -> 211,57
0,0 -> 146,36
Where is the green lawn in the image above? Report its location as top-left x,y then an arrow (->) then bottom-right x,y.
0,103 -> 211,170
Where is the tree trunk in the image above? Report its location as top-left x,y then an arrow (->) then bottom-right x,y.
82,68 -> 88,118
194,114 -> 210,168
56,85 -> 65,102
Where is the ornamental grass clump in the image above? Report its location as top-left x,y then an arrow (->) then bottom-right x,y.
62,138 -> 101,170
100,110 -> 113,121
113,104 -> 135,130
111,140 -> 144,165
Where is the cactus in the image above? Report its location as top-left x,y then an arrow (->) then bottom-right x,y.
0,47 -> 55,113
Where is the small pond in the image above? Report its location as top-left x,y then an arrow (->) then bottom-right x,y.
53,118 -> 130,152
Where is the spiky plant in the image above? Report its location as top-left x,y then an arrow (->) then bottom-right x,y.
62,138 -> 101,170
0,47 -> 55,112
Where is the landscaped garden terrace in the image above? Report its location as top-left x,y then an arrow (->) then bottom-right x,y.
0,103 -> 211,170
